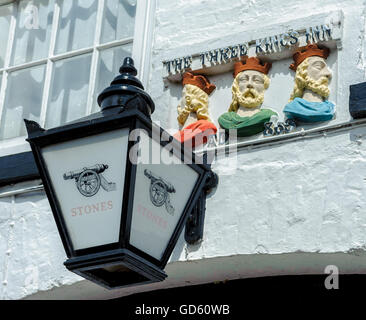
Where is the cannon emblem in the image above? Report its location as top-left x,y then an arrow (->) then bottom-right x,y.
144,169 -> 176,215
63,164 -> 116,197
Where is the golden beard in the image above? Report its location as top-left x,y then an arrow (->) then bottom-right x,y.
305,76 -> 330,98
177,85 -> 210,126
290,59 -> 331,101
235,88 -> 264,109
177,101 -> 192,126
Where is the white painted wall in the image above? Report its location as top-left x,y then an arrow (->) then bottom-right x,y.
2,0 -> 366,300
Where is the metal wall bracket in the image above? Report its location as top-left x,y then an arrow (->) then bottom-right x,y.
185,169 -> 219,245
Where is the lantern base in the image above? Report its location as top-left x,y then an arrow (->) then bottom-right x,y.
64,249 -> 167,290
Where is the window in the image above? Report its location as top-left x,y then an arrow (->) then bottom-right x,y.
0,0 -> 154,145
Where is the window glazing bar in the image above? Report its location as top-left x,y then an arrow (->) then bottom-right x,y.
85,0 -> 105,116
39,0 -> 60,127
0,3 -> 17,134
96,37 -> 134,51
0,185 -> 44,198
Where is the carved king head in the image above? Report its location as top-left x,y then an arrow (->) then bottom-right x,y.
289,44 -> 332,101
177,72 -> 216,127
229,57 -> 271,113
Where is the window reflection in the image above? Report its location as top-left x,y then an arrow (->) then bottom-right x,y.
0,0 -> 139,141
11,0 -> 54,66
0,4 -> 13,68
0,65 -> 46,140
101,0 -> 137,44
92,44 -> 132,113
55,0 -> 97,54
45,54 -> 92,128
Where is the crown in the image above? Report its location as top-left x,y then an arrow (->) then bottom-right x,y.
290,44 -> 330,71
233,57 -> 272,78
182,72 -> 216,95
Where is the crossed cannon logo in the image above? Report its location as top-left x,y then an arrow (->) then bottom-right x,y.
144,169 -> 176,215
63,164 -> 116,197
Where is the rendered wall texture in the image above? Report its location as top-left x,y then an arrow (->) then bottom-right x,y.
2,0 -> 366,300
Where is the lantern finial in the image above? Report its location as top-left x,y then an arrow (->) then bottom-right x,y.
97,57 -> 155,116
119,57 -> 137,76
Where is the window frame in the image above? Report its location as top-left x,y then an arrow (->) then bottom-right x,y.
0,0 -> 156,185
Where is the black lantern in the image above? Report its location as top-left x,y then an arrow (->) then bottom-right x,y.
25,58 -> 214,290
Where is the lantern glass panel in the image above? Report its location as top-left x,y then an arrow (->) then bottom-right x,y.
41,128 -> 129,250
129,130 -> 199,260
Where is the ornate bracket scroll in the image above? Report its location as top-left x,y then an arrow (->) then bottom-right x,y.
185,168 -> 219,245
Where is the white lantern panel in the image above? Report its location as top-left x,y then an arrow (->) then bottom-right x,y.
42,128 -> 129,250
130,130 -> 199,260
